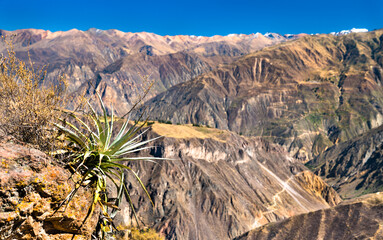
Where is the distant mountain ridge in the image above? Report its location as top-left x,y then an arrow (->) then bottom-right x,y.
0,28 -> 302,114
0,27 -> 368,115
330,27 -> 369,36
1,27 -> 381,164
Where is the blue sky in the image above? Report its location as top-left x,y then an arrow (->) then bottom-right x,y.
0,0 -> 382,36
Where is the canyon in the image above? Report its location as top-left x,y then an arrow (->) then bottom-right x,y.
116,124 -> 341,239
0,28 -> 383,239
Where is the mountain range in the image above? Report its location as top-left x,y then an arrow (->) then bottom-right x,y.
137,29 -> 383,161
1,28 -> 383,239
0,28 -> 301,114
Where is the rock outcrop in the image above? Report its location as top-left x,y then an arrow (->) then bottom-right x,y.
0,139 -> 98,239
236,192 -> 383,240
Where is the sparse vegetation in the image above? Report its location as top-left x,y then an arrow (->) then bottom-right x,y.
158,119 -> 172,124
152,122 -> 228,142
0,38 -> 165,239
0,37 -> 67,151
126,227 -> 164,240
147,121 -> 155,126
306,113 -> 323,127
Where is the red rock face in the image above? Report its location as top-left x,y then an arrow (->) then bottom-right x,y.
0,140 -> 98,239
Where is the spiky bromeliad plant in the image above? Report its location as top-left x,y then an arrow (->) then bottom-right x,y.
53,92 -> 163,238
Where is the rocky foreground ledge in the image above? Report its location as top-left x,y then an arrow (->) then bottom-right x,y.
236,192 -> 383,240
0,140 -> 98,240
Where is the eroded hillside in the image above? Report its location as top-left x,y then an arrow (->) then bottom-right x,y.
236,192 -> 383,240
139,29 -> 383,161
113,123 -> 340,239
307,124 -> 383,199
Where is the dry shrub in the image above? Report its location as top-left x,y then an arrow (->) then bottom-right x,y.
0,37 -> 67,151
124,228 -> 164,240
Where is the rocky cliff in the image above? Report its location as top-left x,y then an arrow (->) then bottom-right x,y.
307,124 -> 383,199
236,192 -> 383,240
0,138 -> 98,239
112,123 -> 340,240
138,29 -> 383,161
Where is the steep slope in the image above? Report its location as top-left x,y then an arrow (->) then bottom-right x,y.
79,51 -> 241,113
139,29 -> 383,160
236,192 -> 383,240
307,124 -> 383,199
0,29 -> 296,114
112,123 -> 340,240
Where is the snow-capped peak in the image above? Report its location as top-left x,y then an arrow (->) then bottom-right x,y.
350,28 -> 369,33
330,28 -> 368,36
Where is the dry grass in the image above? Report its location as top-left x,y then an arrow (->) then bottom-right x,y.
150,122 -> 229,142
0,37 -> 66,151
122,227 -> 164,240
